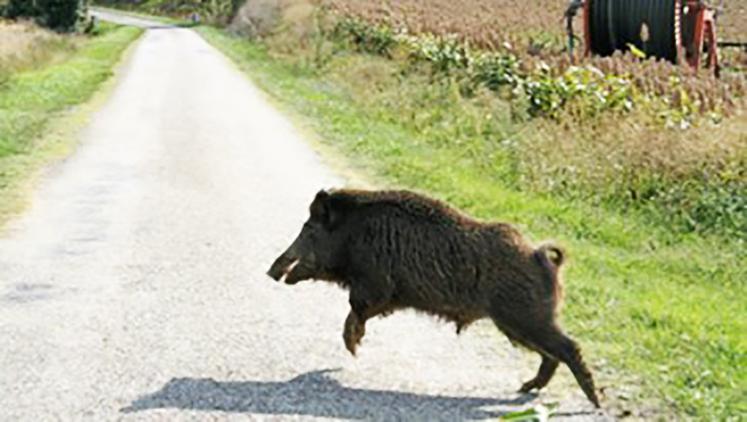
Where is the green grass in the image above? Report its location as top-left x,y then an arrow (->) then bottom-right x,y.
0,22 -> 143,223
198,26 -> 746,419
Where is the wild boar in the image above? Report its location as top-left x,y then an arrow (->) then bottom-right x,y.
267,189 -> 600,407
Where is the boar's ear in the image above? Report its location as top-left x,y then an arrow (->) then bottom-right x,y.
314,189 -> 330,202
311,189 -> 342,230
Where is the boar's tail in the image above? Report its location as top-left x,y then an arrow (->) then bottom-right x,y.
534,243 -> 566,312
537,243 -> 565,267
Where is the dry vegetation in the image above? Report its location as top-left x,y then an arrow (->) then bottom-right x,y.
323,0 -> 568,51
0,19 -> 78,84
719,1 -> 747,43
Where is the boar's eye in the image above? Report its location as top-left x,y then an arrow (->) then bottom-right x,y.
303,221 -> 321,231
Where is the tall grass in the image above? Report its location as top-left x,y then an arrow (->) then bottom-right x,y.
0,19 -> 78,85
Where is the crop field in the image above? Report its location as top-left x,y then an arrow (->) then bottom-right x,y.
719,2 -> 747,43
323,0 -> 569,50
323,0 -> 746,48
322,0 -> 746,89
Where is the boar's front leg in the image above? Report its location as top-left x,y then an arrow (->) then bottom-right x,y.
343,311 -> 365,356
343,305 -> 394,356
342,280 -> 395,356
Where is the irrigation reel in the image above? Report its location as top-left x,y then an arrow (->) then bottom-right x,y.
565,0 -> 742,76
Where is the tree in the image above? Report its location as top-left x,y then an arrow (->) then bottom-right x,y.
6,0 -> 89,32
6,0 -> 41,18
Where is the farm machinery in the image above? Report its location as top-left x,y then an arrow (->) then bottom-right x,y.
565,0 -> 742,76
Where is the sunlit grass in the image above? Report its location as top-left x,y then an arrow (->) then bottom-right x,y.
199,26 -> 746,419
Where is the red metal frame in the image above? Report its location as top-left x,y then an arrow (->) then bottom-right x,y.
685,1 -> 719,73
582,0 -> 591,57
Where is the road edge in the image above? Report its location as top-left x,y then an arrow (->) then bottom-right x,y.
0,28 -> 146,232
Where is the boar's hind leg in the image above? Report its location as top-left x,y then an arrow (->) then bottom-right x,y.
519,356 -> 559,393
342,303 -> 395,356
529,328 -> 601,408
343,282 -> 395,356
493,314 -> 600,408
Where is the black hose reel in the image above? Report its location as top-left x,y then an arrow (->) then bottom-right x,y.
576,0 -> 719,74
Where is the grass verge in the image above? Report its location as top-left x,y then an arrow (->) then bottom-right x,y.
197,26 -> 746,419
0,22 -> 143,225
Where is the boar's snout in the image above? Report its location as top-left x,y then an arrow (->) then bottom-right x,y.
267,190 -> 339,284
266,251 -> 298,283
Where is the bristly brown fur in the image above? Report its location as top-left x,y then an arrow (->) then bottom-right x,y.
267,188 -> 600,407
535,242 -> 566,313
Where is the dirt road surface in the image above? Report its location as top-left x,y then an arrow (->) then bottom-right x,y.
0,11 -> 612,421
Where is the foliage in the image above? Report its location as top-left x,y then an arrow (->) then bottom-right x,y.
6,0 -> 89,32
500,403 -> 558,422
470,51 -> 521,91
332,17 -> 395,57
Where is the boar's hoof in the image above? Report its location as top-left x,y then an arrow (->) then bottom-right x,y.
519,379 -> 540,393
284,275 -> 302,285
344,336 -> 357,356
343,313 -> 365,356
266,269 -> 282,282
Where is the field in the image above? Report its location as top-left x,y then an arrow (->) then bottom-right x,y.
0,21 -> 143,223
197,0 -> 747,418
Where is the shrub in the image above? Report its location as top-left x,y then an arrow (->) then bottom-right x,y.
229,0 -> 283,38
332,17 -> 396,57
7,0 -> 88,32
470,52 -> 521,91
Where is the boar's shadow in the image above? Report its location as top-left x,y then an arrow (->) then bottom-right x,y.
121,369 -> 539,420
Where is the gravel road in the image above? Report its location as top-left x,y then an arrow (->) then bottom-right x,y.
0,12 -> 612,421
